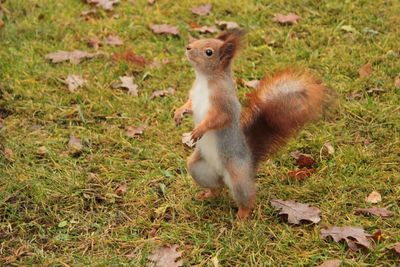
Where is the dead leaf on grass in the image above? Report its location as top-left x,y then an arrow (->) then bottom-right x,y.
150,24 -> 180,36
358,63 -> 373,78
37,146 -> 48,156
182,132 -> 196,148
287,168 -> 315,181
355,207 -> 393,218
86,0 -> 119,10
112,50 -> 146,67
322,142 -> 335,155
68,135 -> 83,153
320,226 -> 372,251
318,259 -> 341,267
105,35 -> 123,46
3,147 -> 14,161
126,125 -> 145,138
270,199 -> 321,224
394,76 -> 400,88
290,152 -> 316,168
273,13 -> 300,25
194,25 -> 218,34
65,75 -> 86,92
365,191 -> 381,204
118,76 -> 138,96
150,87 -> 175,99
88,37 -> 100,49
191,4 -> 212,16
217,20 -> 239,30
45,50 -> 98,64
392,243 -> 400,255
148,244 -> 183,267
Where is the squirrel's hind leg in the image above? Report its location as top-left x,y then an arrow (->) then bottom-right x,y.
224,159 -> 255,219
187,149 -> 223,200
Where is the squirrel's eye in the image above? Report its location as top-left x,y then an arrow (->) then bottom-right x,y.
205,49 -> 213,57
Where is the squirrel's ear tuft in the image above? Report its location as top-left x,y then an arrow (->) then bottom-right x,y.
217,28 -> 246,68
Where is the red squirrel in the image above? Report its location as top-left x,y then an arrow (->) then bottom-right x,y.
174,29 -> 326,219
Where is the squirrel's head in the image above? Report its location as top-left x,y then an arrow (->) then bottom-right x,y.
186,29 -> 245,75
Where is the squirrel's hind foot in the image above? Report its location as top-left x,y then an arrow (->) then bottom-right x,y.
237,207 -> 252,220
196,188 -> 221,201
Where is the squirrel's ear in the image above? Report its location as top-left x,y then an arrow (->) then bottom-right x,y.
217,28 -> 246,68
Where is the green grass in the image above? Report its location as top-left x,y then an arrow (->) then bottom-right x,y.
1,0 -> 399,265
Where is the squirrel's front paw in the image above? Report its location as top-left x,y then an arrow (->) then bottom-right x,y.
174,110 -> 183,126
191,126 -> 205,141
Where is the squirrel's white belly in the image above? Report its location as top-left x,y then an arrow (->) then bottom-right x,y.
191,73 -> 224,174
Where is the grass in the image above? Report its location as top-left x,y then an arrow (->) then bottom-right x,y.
0,0 -> 399,265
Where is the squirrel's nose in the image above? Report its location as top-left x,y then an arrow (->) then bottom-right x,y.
186,45 -> 192,51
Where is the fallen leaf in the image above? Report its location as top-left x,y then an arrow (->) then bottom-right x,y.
88,37 -> 100,49
191,3 -> 212,16
65,75 -> 86,92
194,25 -> 218,34
371,229 -> 383,243
150,24 -> 180,36
243,79 -> 260,89
3,147 -> 14,161
182,132 -> 196,148
270,199 -> 321,225
149,58 -> 170,69
148,0 -> 155,4
322,142 -> 335,155
126,125 -> 145,138
105,35 -> 123,46
358,63 -> 373,78
126,250 -> 137,260
346,91 -> 363,101
365,191 -> 381,204
320,226 -> 372,251
394,76 -> 400,88
68,135 -> 83,153
86,0 -> 119,10
148,244 -> 183,267
150,87 -> 175,99
45,50 -> 98,64
355,207 -> 393,218
341,25 -> 357,33
37,146 -> 48,156
287,168 -> 315,181
318,259 -> 341,267
217,20 -> 239,30
115,184 -> 127,195
118,76 -> 138,96
273,13 -> 300,25
295,154 -> 315,168
112,50 -> 146,67
392,243 -> 400,255
81,9 -> 97,17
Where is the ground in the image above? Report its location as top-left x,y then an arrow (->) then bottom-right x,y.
0,0 -> 399,266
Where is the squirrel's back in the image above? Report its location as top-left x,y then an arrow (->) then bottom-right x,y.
241,69 -> 327,165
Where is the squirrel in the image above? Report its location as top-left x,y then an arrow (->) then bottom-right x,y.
174,29 -> 327,219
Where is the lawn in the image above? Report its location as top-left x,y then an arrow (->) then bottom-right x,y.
0,0 -> 399,266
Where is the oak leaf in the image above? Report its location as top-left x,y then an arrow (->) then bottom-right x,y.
355,207 -> 393,218
287,168 -> 315,181
320,226 -> 372,251
118,76 -> 138,96
273,13 -> 300,25
45,50 -> 98,64
191,4 -> 212,16
392,243 -> 400,255
270,199 -> 321,224
150,24 -> 180,36
148,244 -> 183,267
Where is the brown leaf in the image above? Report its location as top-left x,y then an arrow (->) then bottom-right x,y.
392,243 -> 400,255
37,146 -> 48,156
148,0 -> 155,4
191,4 -> 212,16
86,0 -> 119,10
104,35 -> 123,46
217,20 -> 239,30
68,135 -> 83,153
3,147 -> 14,161
293,154 -> 316,168
115,184 -> 127,196
194,25 -> 218,34
0,19 -> 4,29
322,142 -> 335,155
65,75 -> 86,92
394,76 -> 400,88
287,168 -> 315,181
125,250 -> 137,260
118,76 -> 138,96
320,226 -> 372,250
88,37 -> 100,49
182,132 -> 196,148
371,229 -> 384,243
273,13 -> 300,25
45,50 -> 97,64
112,50 -> 146,67
270,199 -> 321,225
358,63 -> 373,78
150,87 -> 175,99
365,191 -> 381,204
148,244 -> 183,267
126,125 -> 145,138
149,58 -> 170,69
150,24 -> 180,36
243,79 -> 260,89
355,207 -> 393,218
318,259 -> 341,267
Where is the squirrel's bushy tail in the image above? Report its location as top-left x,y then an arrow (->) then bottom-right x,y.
241,69 -> 327,165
